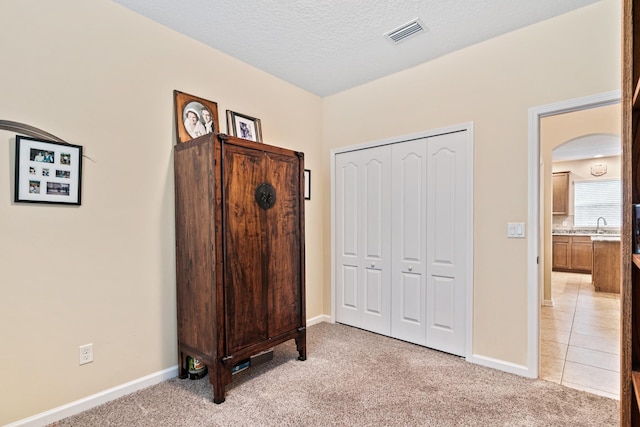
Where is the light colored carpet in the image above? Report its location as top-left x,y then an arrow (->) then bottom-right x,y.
50,322 -> 619,426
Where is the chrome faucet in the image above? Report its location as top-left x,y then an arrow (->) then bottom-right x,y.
596,216 -> 607,234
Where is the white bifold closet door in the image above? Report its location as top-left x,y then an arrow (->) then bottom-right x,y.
335,145 -> 392,335
335,130 -> 468,357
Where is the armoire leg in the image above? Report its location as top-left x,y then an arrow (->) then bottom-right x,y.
210,365 -> 226,404
295,327 -> 307,361
177,347 -> 188,379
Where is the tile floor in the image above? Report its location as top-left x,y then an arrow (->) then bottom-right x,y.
540,271 -> 620,399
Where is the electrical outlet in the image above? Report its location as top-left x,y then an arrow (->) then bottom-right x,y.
79,343 -> 94,365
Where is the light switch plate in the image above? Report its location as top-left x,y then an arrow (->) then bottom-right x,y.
507,222 -> 525,238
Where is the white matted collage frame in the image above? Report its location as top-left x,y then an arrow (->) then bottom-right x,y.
15,136 -> 83,205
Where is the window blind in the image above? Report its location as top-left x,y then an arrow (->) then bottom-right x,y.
573,179 -> 621,228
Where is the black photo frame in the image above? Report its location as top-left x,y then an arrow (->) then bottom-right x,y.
226,110 -> 263,142
15,136 -> 83,205
304,169 -> 311,200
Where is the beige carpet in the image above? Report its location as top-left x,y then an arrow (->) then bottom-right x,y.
50,322 -> 619,426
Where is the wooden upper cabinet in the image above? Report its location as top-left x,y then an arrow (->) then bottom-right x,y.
552,171 -> 569,215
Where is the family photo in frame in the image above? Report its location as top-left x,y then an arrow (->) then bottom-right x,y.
173,90 -> 219,144
14,136 -> 83,205
226,110 -> 263,143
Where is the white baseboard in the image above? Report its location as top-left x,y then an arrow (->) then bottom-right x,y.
6,366 -> 179,427
307,314 -> 331,326
10,316 -> 331,427
467,353 -> 533,378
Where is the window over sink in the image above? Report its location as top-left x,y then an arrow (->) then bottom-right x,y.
573,179 -> 621,228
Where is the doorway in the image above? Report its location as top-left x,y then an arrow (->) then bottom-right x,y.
528,91 -> 621,398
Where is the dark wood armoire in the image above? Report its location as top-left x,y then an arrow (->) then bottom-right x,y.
173,133 -> 306,404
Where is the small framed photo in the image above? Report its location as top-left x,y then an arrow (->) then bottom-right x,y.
226,110 -> 263,142
15,136 -> 82,205
173,90 -> 219,144
304,169 -> 311,200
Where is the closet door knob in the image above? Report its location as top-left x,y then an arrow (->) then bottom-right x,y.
371,263 -> 375,268
408,266 -> 413,271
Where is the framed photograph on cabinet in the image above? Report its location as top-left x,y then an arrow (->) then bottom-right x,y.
226,110 -> 263,143
304,169 -> 311,200
173,90 -> 219,144
14,136 -> 83,205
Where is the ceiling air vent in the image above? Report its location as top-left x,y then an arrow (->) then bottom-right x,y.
384,18 -> 427,44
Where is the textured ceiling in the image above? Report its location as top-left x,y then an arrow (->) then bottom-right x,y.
112,0 -> 600,97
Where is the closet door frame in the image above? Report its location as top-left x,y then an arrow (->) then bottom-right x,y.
330,122 -> 474,360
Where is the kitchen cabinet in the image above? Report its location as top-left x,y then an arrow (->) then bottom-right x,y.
552,236 -> 570,270
592,240 -> 621,293
552,171 -> 569,215
552,235 -> 592,274
570,236 -> 594,273
173,133 -> 306,404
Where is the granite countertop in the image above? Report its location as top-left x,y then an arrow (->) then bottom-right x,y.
590,235 -> 621,242
552,229 -> 620,241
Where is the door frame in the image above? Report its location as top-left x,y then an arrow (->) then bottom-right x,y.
330,122 -> 474,359
527,90 -> 620,378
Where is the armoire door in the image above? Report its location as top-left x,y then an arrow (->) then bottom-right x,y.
222,143 -> 269,354
335,146 -> 391,335
223,143 -> 304,355
262,151 -> 303,338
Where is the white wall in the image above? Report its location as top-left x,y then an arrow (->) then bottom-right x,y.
0,1 -> 323,424
322,0 -> 620,367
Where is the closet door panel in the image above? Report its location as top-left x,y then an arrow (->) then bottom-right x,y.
426,131 -> 468,356
341,266 -> 359,308
400,272 -> 423,322
361,146 -> 391,335
335,152 -> 362,327
391,139 -> 427,345
364,269 -> 383,314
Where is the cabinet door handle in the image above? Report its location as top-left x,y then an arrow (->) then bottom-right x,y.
371,263 -> 375,268
408,266 -> 413,271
